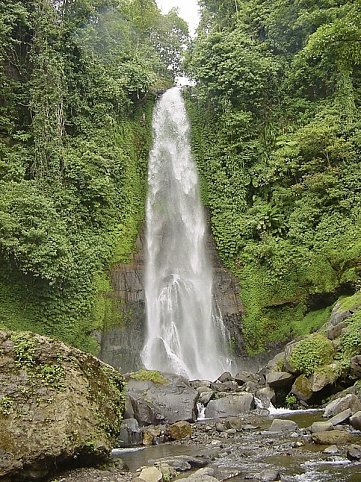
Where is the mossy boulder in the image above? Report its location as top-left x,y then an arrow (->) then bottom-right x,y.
291,374 -> 313,402
310,364 -> 339,392
0,331 -> 125,481
285,334 -> 334,376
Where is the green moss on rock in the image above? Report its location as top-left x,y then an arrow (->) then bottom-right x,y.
288,334 -> 334,376
0,330 -> 125,480
129,369 -> 167,385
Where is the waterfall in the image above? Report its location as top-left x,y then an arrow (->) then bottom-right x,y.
141,87 -> 231,381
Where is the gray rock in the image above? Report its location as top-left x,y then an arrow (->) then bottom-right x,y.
327,322 -> 347,340
284,342 -> 299,374
310,421 -> 333,433
268,419 -> 298,433
217,372 -> 234,383
310,367 -> 338,392
259,468 -> 281,481
234,370 -> 259,385
183,476 -> 218,482
350,356 -> 361,378
127,373 -> 198,425
323,445 -> 339,454
187,467 -> 215,477
154,455 -> 209,472
0,331 -> 125,482
329,408 -> 352,426
266,352 -> 285,372
224,416 -> 243,431
312,430 -> 353,445
256,387 -> 276,408
215,422 -> 225,432
266,371 -> 295,388
323,394 -> 361,418
291,375 -> 313,402
124,396 -> 135,419
347,444 -> 361,461
212,381 -> 239,392
242,381 -> 259,392
197,385 -> 213,394
138,466 -> 162,482
190,380 -> 212,389
118,418 -> 142,447
328,302 -> 354,326
199,390 -> 214,405
350,411 -> 361,430
205,393 -> 255,418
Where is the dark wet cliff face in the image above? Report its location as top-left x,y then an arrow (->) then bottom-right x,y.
99,233 -> 146,373
99,227 -> 244,373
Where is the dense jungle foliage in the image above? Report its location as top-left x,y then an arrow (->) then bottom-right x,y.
187,0 -> 361,352
0,0 -> 187,352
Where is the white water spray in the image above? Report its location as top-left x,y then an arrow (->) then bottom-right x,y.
141,87 -> 230,381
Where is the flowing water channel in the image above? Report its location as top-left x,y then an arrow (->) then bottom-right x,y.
141,87 -> 230,380
113,411 -> 361,482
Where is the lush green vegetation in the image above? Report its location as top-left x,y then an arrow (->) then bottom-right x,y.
129,369 -> 168,384
0,0 -> 188,352
2,0 -> 360,360
186,0 -> 361,352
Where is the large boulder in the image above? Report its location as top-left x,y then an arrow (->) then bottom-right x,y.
126,372 -> 198,425
268,419 -> 298,433
234,370 -> 260,386
117,418 -> 142,447
256,387 -> 276,408
323,394 -> 361,418
350,411 -> 361,431
312,430 -> 354,445
329,409 -> 352,426
205,393 -> 254,418
310,366 -> 339,392
310,421 -> 333,433
291,375 -> 313,402
0,331 -> 125,481
167,421 -> 192,440
266,371 -> 295,389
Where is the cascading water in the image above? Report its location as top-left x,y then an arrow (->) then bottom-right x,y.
141,87 -> 231,381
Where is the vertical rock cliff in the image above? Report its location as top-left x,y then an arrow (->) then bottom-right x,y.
100,228 -> 244,374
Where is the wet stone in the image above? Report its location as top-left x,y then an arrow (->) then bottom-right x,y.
259,468 -> 281,481
310,421 -> 334,433
347,444 -> 361,461
323,445 -> 339,454
268,419 -> 298,433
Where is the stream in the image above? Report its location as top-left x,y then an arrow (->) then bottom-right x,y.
112,410 -> 361,482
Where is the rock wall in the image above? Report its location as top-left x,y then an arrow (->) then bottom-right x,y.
99,234 -> 146,372
100,226 -> 244,373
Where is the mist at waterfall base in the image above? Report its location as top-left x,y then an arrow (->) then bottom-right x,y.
141,88 -> 232,381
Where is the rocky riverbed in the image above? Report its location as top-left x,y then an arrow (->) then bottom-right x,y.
2,293 -> 361,481
51,409 -> 361,482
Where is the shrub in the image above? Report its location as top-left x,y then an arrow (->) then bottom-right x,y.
288,334 -> 334,376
